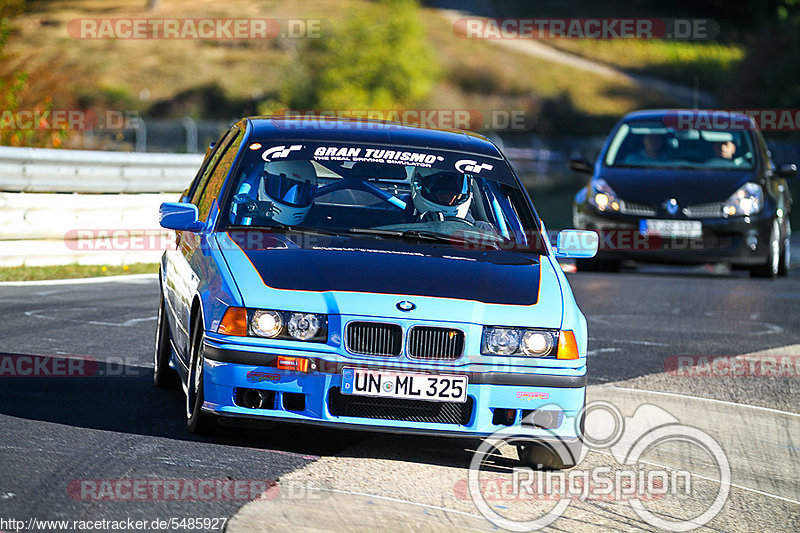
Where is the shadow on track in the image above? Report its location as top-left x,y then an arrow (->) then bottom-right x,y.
0,352 -> 498,470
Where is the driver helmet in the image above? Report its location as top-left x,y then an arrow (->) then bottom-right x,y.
258,160 -> 317,225
410,169 -> 472,218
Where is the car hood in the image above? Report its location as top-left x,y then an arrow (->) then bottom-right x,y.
599,167 -> 756,205
215,230 -> 563,327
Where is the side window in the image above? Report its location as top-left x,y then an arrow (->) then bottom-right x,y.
196,129 -> 244,221
186,130 -> 231,203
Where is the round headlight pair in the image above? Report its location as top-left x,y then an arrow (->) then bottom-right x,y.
250,310 -> 321,341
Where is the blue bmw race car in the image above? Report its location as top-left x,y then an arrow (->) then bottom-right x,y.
155,116 -> 597,469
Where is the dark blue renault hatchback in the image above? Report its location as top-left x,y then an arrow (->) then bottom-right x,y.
572,109 -> 796,277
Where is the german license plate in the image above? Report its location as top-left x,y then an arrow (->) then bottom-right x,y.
340,367 -> 468,403
641,219 -> 702,238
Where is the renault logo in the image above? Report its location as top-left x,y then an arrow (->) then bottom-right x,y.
664,198 -> 680,215
396,301 -> 416,312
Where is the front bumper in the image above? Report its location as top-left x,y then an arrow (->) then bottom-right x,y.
574,205 -> 773,265
201,340 -> 587,440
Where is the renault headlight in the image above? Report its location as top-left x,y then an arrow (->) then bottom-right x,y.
722,182 -> 762,217
588,178 -> 622,212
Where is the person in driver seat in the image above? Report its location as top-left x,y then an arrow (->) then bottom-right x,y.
406,169 -> 493,230
257,160 -> 318,225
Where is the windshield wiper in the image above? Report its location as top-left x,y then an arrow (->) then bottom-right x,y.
348,228 -> 444,242
348,228 -> 499,248
255,224 -> 344,237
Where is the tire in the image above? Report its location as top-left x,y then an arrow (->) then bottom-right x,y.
575,257 -> 621,273
153,295 -> 179,389
517,439 -> 583,470
750,219 -> 780,278
186,320 -> 217,435
778,221 -> 791,277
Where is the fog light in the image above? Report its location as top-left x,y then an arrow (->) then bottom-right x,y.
746,233 -> 758,251
277,356 -> 311,373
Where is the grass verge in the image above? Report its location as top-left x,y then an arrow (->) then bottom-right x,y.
0,263 -> 159,282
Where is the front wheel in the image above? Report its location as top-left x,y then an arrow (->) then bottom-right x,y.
517,439 -> 583,470
186,324 -> 217,435
750,219 -> 780,278
153,296 -> 178,389
778,221 -> 791,277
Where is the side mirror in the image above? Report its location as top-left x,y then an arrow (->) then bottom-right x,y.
555,230 -> 598,259
568,157 -> 593,175
777,163 -> 797,178
159,202 -> 204,232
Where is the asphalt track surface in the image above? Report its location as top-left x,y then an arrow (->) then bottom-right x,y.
0,259 -> 798,532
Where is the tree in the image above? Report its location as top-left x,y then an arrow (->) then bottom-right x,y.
274,0 -> 438,112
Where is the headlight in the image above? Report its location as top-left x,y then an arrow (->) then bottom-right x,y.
251,310 -> 283,338
287,313 -> 321,341
218,308 -> 327,342
722,182 -> 762,216
588,178 -> 621,212
521,330 -> 555,356
483,327 -> 557,357
483,328 -> 521,355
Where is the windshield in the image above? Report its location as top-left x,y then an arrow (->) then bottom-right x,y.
604,120 -> 756,170
221,140 -> 545,253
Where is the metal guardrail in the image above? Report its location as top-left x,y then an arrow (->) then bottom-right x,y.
0,146 -> 203,194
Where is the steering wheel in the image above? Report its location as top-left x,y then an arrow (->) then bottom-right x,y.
417,211 -> 445,223
443,215 -> 476,227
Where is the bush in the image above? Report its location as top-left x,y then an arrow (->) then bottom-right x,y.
274,0 -> 438,112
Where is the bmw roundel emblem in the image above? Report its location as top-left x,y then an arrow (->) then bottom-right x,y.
396,300 -> 416,312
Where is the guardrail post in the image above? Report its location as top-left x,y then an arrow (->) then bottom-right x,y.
134,117 -> 147,152
182,117 -> 198,153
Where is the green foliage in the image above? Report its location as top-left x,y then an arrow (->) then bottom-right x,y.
0,0 -> 24,52
275,0 -> 438,112
0,1 -> 67,148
